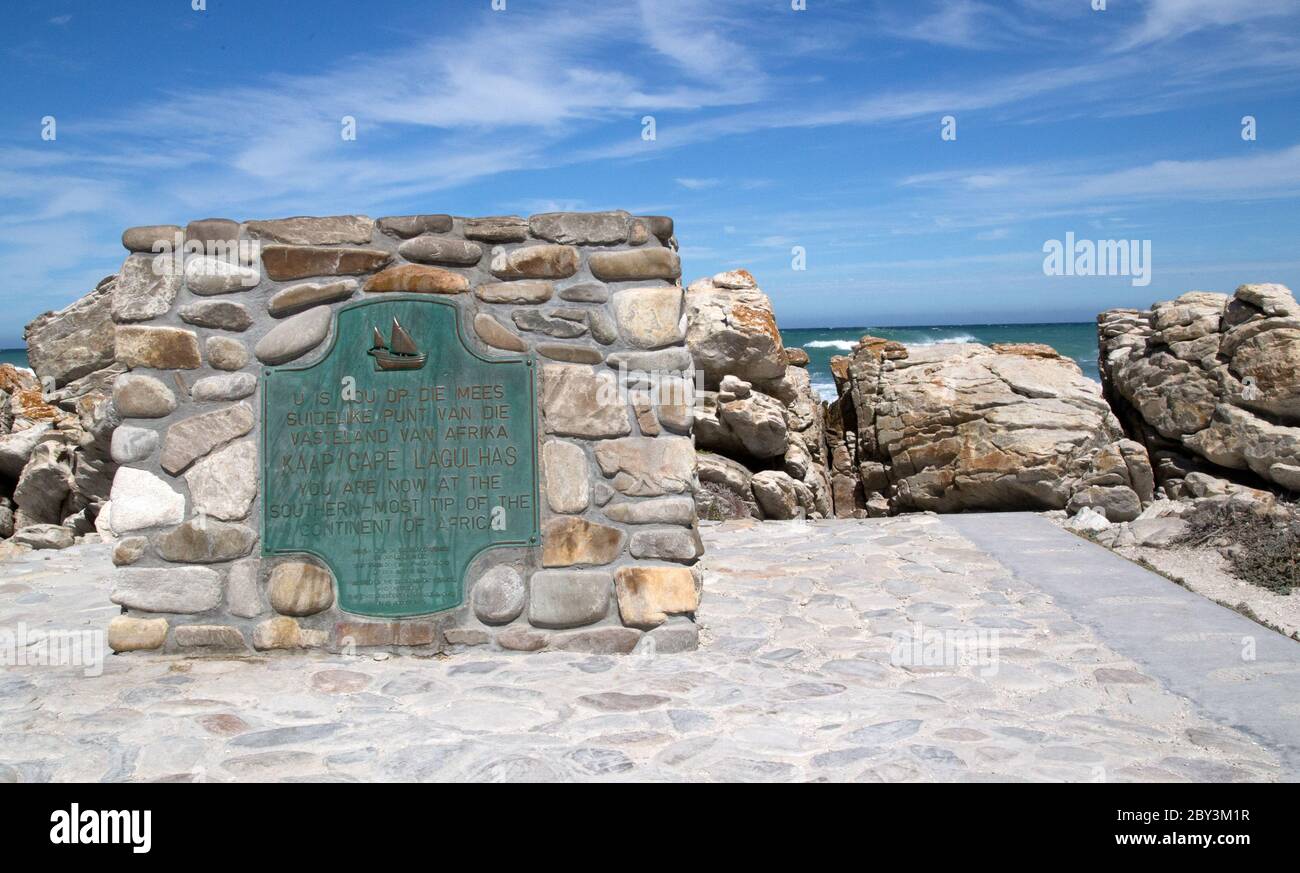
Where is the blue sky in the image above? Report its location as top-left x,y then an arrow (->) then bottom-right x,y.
3,0 -> 1300,346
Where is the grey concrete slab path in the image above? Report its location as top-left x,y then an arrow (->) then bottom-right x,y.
944,512 -> 1300,780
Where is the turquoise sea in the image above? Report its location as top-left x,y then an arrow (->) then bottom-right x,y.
781,323 -> 1098,400
0,349 -> 28,369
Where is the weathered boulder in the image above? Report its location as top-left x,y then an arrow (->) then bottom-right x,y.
685,270 -> 832,520
694,388 -> 788,459
1100,284 -> 1300,495
695,452 -> 760,520
833,340 -> 1153,519
12,440 -> 76,528
12,523 -> 75,550
685,271 -> 786,386
23,276 -> 117,387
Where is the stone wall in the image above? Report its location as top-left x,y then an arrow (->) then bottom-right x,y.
103,210 -> 703,656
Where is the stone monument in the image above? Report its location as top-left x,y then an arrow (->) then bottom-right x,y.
104,211 -> 702,655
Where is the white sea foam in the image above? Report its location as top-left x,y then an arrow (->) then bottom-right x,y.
812,382 -> 838,401
903,333 -> 978,347
803,340 -> 856,350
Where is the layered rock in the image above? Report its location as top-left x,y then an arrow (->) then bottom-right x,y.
827,340 -> 1153,520
1099,284 -> 1300,497
0,274 -> 122,546
686,270 -> 832,520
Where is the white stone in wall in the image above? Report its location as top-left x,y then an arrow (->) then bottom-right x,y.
109,467 -> 185,534
186,440 -> 258,521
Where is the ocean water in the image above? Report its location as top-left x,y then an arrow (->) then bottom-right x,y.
0,349 -> 29,369
781,323 -> 1099,400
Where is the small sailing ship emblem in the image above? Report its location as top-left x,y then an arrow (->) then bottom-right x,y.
367,317 -> 427,371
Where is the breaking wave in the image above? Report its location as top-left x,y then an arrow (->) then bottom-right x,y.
902,333 -> 978,346
802,340 -> 856,350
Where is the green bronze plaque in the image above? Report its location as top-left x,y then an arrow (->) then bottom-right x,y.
261,296 -> 539,618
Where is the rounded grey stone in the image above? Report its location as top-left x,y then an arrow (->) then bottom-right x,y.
185,256 -> 260,295
527,570 -> 611,629
471,566 -> 527,625
266,279 -> 357,317
112,374 -> 177,418
398,236 -> 484,266
255,305 -> 332,365
122,224 -> 182,253
377,214 -> 453,238
558,282 -> 611,303
110,425 -> 160,464
587,309 -> 618,345
180,300 -> 254,331
207,336 -> 249,371
191,372 -> 257,402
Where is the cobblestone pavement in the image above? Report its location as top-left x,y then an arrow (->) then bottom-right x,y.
0,515 -> 1285,782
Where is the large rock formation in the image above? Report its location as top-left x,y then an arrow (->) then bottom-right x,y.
686,270 -> 832,520
1099,284 -> 1300,497
1,277 -> 122,547
826,340 -> 1153,520
24,275 -> 118,388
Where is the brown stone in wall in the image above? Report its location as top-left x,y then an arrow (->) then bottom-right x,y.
639,216 -> 674,243
594,436 -> 695,496
261,245 -> 391,281
245,215 -> 374,245
475,280 -> 554,304
364,264 -> 470,294
541,364 -> 631,438
489,245 -> 580,280
473,313 -> 528,352
588,249 -> 681,282
107,616 -> 169,652
541,516 -> 626,567
185,218 -> 240,247
268,561 -> 335,616
115,325 -> 202,370
614,566 -> 699,629
377,214 -> 453,238
463,215 -> 528,242
528,211 -> 631,246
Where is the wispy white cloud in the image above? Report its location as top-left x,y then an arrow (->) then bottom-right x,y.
675,177 -> 721,190
1122,0 -> 1299,48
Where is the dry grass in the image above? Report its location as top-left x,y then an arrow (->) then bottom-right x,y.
1178,501 -> 1300,594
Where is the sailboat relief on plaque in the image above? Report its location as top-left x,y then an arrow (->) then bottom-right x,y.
368,316 -> 427,371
